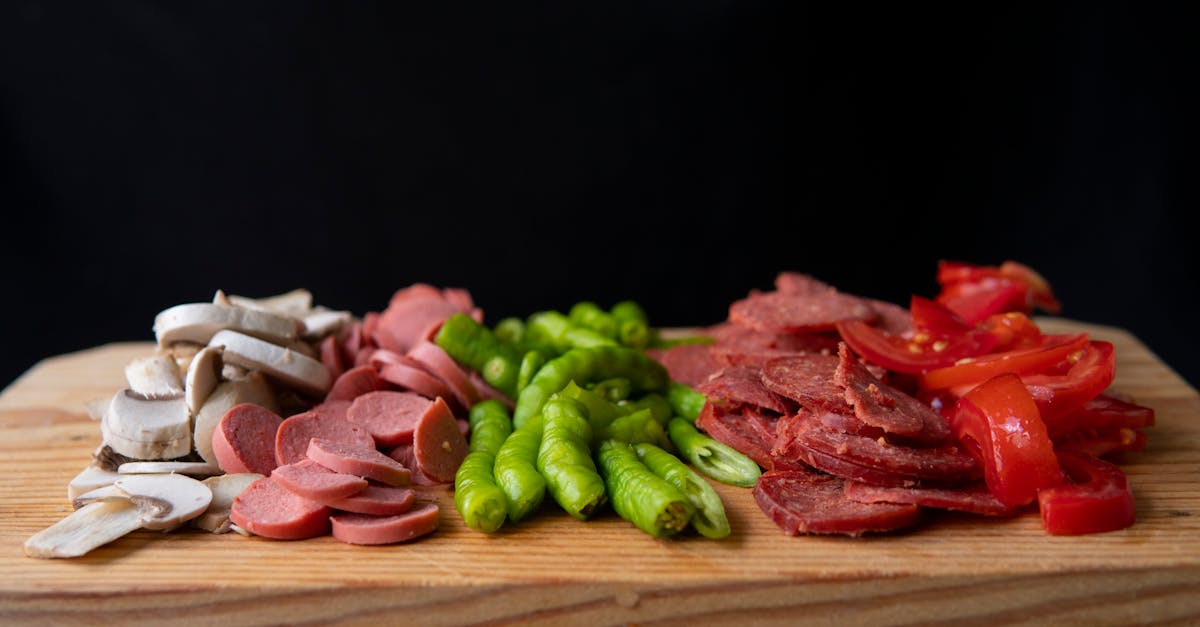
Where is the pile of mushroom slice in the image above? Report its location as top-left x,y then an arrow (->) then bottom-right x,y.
26,288 -> 351,559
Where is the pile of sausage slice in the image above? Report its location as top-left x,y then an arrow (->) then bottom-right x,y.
652,273 -> 1018,536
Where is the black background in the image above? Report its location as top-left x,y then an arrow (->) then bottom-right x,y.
1,2 -> 1195,389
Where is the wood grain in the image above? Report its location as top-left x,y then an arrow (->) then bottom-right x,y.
1,320 -> 1198,625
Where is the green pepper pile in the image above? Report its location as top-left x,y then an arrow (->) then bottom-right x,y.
436,302 -> 760,539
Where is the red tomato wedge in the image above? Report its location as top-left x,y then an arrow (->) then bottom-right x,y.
909,295 -> 971,336
836,319 -> 997,375
980,311 -> 1043,352
935,260 -> 1062,316
949,373 -> 1063,507
937,279 -> 1030,326
920,333 -> 1090,391
1038,451 -> 1135,535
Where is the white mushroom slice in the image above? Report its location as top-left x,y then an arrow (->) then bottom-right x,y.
221,362 -> 249,381
67,465 -> 122,501
114,473 -> 213,531
223,288 -> 313,317
124,355 -> 185,399
72,484 -> 128,508
301,309 -> 352,340
210,329 -> 331,396
102,391 -> 191,459
84,398 -> 108,421
117,461 -> 221,476
185,346 -> 223,415
284,339 -> 318,360
23,499 -> 143,559
192,373 -> 278,466
168,342 -> 203,376
154,303 -> 301,347
193,473 -> 263,533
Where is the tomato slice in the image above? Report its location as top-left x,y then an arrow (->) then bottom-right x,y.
836,319 -> 997,375
998,261 -> 1062,314
909,295 -> 971,336
1042,393 -> 1156,440
936,260 -> 1061,316
1037,451 -> 1135,535
980,311 -> 1043,352
920,333 -> 1090,391
1054,426 -> 1147,459
937,279 -> 1030,326
1025,341 -> 1116,420
949,373 -> 1063,507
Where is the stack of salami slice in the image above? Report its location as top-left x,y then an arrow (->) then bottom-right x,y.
651,273 -> 1020,536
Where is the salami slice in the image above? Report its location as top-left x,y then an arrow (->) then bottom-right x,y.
753,468 -> 922,536
866,299 -> 914,336
647,343 -> 722,387
761,354 -> 853,414
834,343 -> 951,444
843,481 -> 1021,517
695,402 -> 776,469
774,411 -> 979,485
729,290 -> 877,334
696,365 -> 791,414
773,272 -> 836,296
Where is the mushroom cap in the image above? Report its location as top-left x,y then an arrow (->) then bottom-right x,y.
113,473 -> 213,530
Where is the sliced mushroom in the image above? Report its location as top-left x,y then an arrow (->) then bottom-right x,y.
210,329 -> 331,396
193,473 -> 263,533
153,302 -> 301,347
223,288 -> 313,317
192,373 -> 277,466
114,473 -> 213,530
102,391 -> 191,460
23,499 -> 143,559
67,465 -> 122,501
167,342 -> 203,376
117,461 -> 221,476
301,309 -> 352,340
185,345 -> 223,415
124,355 -> 185,399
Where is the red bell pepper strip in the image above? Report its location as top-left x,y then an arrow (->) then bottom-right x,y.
920,333 -> 1090,392
1038,450 -> 1135,535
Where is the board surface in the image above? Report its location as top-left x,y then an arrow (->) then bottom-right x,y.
1,319 -> 1198,625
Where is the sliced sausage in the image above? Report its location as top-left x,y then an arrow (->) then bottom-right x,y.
306,438 -> 411,486
413,397 -> 469,483
696,365 -> 791,414
319,335 -> 346,382
774,272 -> 836,296
843,480 -> 1021,517
729,290 -> 877,334
327,483 -> 416,516
211,403 -> 284,475
271,459 -> 369,502
761,354 -> 853,414
647,343 -> 721,387
695,402 -> 776,469
377,363 -> 457,409
330,502 -> 440,545
407,340 -> 480,410
834,343 -> 951,444
229,477 -> 331,540
346,390 -> 434,448
373,294 -> 460,355
325,365 -> 384,403
274,409 -> 375,467
753,468 -> 922,536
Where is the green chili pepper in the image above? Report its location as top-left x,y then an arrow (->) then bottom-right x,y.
568,301 -> 619,339
526,310 -> 617,353
493,414 -> 546,521
516,350 -> 546,394
609,300 -> 651,349
454,400 -> 513,532
609,300 -> 648,326
597,439 -> 694,538
493,317 -> 526,346
555,380 -> 623,432
435,313 -> 522,397
668,417 -> 761,487
618,393 -> 673,426
601,409 -> 672,449
634,442 -> 730,539
513,346 -> 669,429
666,381 -> 707,423
588,377 -> 632,402
537,398 -> 607,520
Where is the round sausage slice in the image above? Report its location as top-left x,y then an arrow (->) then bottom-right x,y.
753,468 -> 922,536
330,502 -> 440,545
325,365 -> 383,403
407,340 -> 480,410
306,438 -> 411,486
229,477 -> 331,540
327,484 -> 415,516
347,390 -> 434,448
271,459 -> 369,502
729,290 -> 877,334
212,403 -> 284,475
843,481 -> 1020,517
413,397 -> 468,483
274,409 -> 375,467
761,354 -> 853,414
377,363 -> 457,409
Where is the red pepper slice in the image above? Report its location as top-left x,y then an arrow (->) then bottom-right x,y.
910,295 -> 971,337
1042,393 -> 1156,440
949,373 -> 1063,507
920,333 -> 1090,391
1038,451 -> 1135,535
836,319 -> 996,375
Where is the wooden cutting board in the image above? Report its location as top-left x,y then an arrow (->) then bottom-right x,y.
1,319 -> 1198,626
